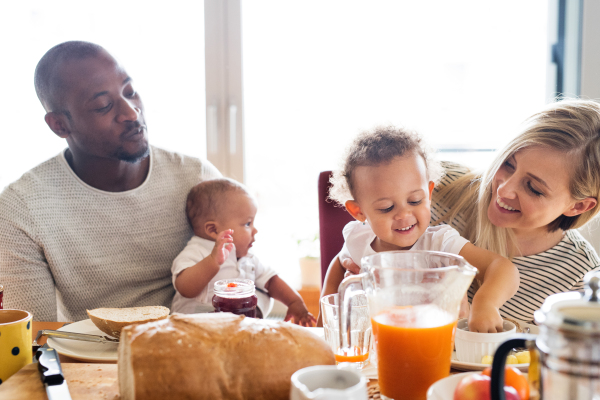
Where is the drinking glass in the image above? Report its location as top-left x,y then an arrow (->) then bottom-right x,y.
321,293 -> 371,369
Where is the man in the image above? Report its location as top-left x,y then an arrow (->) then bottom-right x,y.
0,41 -> 220,321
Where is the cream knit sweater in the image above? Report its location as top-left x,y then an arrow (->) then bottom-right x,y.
0,146 -> 220,321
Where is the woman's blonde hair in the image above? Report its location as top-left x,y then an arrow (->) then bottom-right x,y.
436,99 -> 600,257
329,125 -> 443,206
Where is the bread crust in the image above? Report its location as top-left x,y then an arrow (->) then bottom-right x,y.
87,306 -> 169,338
118,313 -> 335,400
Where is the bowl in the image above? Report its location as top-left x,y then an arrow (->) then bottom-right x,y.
454,319 -> 516,363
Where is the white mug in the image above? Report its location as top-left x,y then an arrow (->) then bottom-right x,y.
290,363 -> 368,400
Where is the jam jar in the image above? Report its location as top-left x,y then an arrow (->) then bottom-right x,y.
212,279 -> 258,318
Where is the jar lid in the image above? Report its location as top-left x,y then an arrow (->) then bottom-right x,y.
534,271 -> 600,333
213,279 -> 255,298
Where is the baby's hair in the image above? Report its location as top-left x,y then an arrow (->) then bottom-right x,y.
186,178 -> 248,229
329,125 -> 442,206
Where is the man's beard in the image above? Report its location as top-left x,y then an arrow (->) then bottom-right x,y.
114,143 -> 150,163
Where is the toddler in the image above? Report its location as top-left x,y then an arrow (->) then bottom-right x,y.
321,126 -> 520,333
172,178 -> 316,326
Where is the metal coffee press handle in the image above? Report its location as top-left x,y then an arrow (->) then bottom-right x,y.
490,334 -> 537,400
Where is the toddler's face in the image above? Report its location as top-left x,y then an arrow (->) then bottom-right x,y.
350,152 -> 433,251
216,191 -> 258,259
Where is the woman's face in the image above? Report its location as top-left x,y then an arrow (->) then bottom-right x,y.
487,146 -> 581,233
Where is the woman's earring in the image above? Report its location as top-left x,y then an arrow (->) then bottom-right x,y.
362,221 -> 366,225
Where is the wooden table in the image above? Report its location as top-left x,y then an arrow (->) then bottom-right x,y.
0,321 -> 459,399
0,322 -> 119,399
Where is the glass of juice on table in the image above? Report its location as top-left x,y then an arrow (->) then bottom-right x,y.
338,251 -> 476,400
320,293 -> 371,368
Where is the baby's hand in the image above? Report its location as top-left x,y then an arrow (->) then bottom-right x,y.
468,300 -> 504,333
284,299 -> 317,327
211,229 -> 234,265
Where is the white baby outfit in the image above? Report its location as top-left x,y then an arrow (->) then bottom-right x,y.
171,235 -> 277,314
339,221 -> 469,266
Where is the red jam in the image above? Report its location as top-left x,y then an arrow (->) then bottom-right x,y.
0,284 -> 3,309
212,279 -> 257,318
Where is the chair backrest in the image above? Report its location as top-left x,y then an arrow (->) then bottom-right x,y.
318,171 -> 355,287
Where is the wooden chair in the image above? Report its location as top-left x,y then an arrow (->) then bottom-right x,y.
318,171 -> 354,287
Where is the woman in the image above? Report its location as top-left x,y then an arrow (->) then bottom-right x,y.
430,98 -> 600,323
332,99 -> 600,324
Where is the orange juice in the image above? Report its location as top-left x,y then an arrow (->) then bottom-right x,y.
372,305 -> 456,400
335,346 -> 369,363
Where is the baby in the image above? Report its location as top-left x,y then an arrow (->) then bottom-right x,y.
171,178 -> 316,326
322,126 -> 520,332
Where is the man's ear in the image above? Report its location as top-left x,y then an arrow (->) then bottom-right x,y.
204,221 -> 219,240
345,200 -> 366,222
428,181 -> 435,199
44,112 -> 71,139
563,197 -> 598,217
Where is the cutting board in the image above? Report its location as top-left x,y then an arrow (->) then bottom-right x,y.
0,363 -> 119,400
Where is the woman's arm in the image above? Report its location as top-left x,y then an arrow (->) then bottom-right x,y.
459,243 -> 520,333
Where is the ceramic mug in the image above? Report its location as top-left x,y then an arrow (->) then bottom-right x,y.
0,309 -> 33,384
290,363 -> 368,400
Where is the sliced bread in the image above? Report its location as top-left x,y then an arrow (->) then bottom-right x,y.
87,306 -> 170,338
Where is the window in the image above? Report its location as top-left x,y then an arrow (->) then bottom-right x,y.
241,1 -> 549,285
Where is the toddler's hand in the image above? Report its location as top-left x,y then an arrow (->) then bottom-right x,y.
341,257 -> 361,275
211,229 -> 234,265
284,299 -> 317,327
468,300 -> 503,333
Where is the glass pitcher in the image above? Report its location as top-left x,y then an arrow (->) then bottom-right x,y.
338,250 -> 477,400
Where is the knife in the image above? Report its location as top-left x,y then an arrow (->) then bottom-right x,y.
37,345 -> 73,400
42,329 -> 119,343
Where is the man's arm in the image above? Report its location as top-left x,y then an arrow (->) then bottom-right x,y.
0,188 -> 57,321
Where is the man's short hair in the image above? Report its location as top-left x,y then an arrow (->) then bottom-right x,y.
34,41 -> 105,114
186,178 -> 247,229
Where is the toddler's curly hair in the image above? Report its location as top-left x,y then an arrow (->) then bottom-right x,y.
329,125 -> 442,206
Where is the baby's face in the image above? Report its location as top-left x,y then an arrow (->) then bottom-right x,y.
216,191 -> 258,259
351,152 -> 433,251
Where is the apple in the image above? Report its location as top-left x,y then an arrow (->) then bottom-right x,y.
454,373 -> 521,400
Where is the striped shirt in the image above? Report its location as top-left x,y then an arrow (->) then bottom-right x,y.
431,162 -> 600,323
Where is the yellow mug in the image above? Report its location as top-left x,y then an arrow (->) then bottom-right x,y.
0,310 -> 33,384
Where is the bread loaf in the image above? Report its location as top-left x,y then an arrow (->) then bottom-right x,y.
118,313 -> 335,400
87,306 -> 169,338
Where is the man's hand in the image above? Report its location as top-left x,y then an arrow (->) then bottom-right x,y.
211,229 -> 234,265
284,299 -> 317,327
468,300 -> 503,333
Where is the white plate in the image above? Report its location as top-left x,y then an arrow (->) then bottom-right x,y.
451,323 -> 539,372
427,372 -> 475,400
427,371 -> 529,400
47,319 -> 118,362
